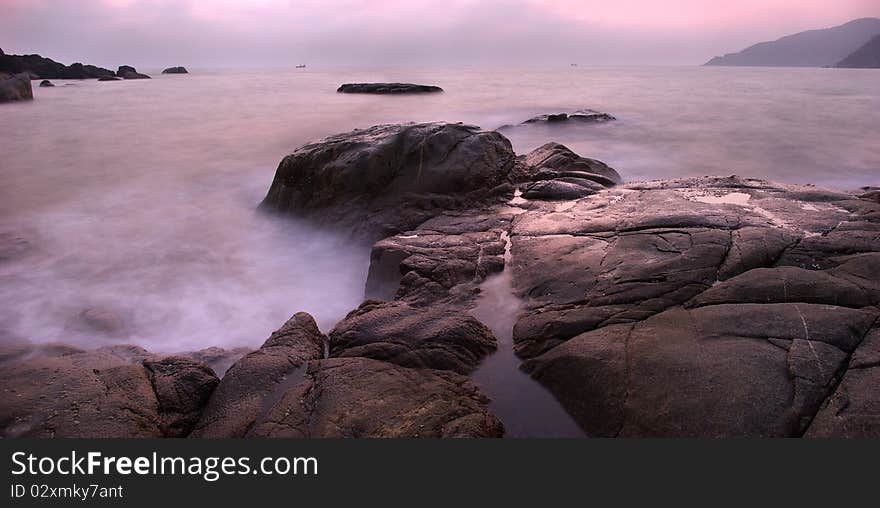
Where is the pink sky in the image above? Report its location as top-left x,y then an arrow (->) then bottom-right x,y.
2,0 -> 879,66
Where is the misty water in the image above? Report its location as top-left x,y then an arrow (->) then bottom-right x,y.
1,66 -> 878,355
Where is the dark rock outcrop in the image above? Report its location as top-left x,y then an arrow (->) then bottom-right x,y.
0,346 -> 219,437
38,79 -> 54,87
337,83 -> 443,94
116,65 -> 151,80
329,300 -> 497,374
98,76 -> 122,81
259,122 -> 519,240
0,73 -> 33,103
835,34 -> 880,68
0,51 -> 115,79
162,66 -> 188,74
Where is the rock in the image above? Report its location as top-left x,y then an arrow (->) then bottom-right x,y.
521,142 -> 622,185
190,312 -> 325,437
161,66 -> 188,74
98,76 -> 122,81
259,122 -> 518,240
337,83 -> 443,94
522,305 -> 877,437
0,51 -> 115,79
356,138 -> 880,437
116,65 -> 151,79
365,211 -> 513,306
248,357 -> 504,438
522,109 -> 615,124
38,79 -> 54,87
329,300 -> 497,374
0,73 -> 33,103
142,357 -> 219,436
0,346 -> 219,438
806,326 -> 880,437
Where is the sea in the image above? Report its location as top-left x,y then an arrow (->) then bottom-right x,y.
1,66 -> 878,354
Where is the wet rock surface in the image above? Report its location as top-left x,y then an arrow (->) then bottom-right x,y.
337,83 -> 443,94
260,122 -> 519,240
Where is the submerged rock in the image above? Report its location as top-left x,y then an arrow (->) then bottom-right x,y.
162,66 -> 188,74
38,79 -> 54,87
260,122 -> 519,240
116,65 -> 150,79
0,73 -> 33,103
337,82 -> 443,94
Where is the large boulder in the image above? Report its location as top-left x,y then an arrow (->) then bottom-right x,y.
260,122 -> 518,239
337,83 -> 442,94
0,73 -> 33,103
162,66 -> 188,74
329,300 -> 497,374
0,346 -> 218,438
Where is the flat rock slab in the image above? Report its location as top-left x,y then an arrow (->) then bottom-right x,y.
337,83 -> 443,94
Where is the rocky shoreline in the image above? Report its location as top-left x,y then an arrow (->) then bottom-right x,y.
2,121 -> 878,438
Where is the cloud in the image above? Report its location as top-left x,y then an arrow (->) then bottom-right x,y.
1,0 -> 879,67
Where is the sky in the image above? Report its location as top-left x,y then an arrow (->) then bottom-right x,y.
1,0 -> 879,68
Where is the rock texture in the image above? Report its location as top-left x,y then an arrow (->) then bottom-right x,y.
192,311 -> 502,438
356,132 -> 880,437
248,357 -> 503,438
0,73 -> 33,103
191,312 -> 325,438
260,122 -> 519,240
337,83 -> 443,94
329,300 -> 497,374
162,66 -> 188,74
116,65 -> 150,79
0,345 -> 218,437
0,49 -> 115,79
